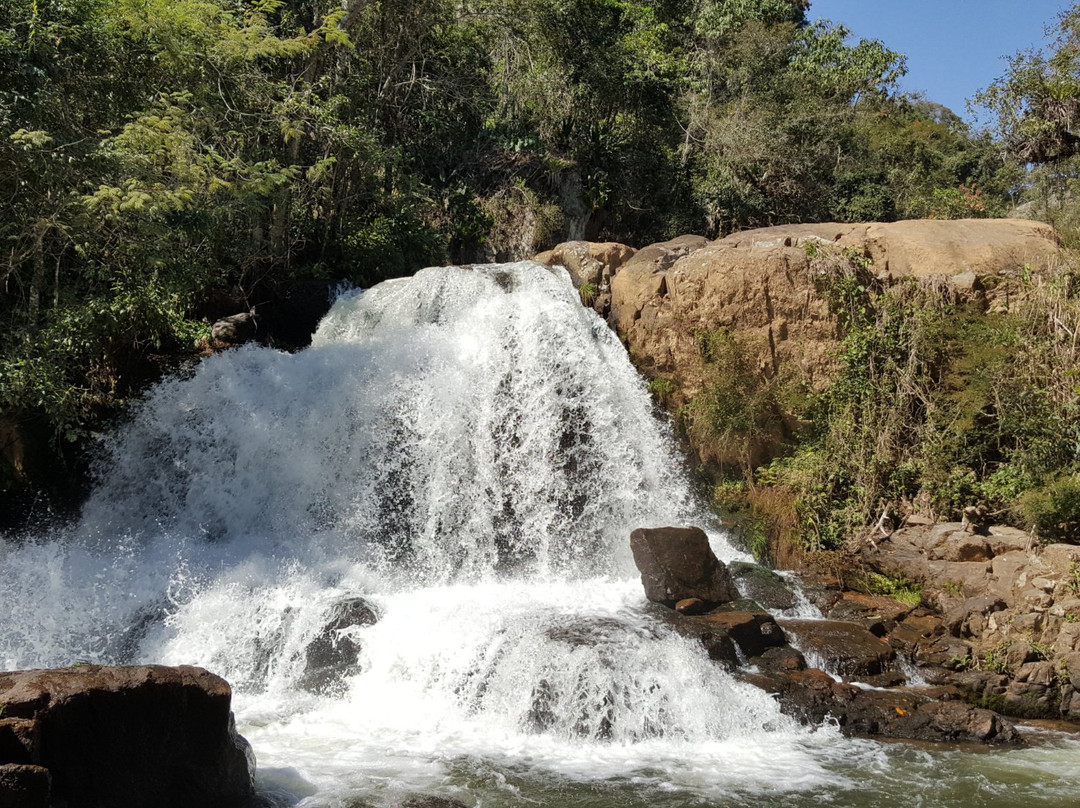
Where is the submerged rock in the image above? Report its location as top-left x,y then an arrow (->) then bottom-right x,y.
0,665 -> 254,808
629,526 -> 738,608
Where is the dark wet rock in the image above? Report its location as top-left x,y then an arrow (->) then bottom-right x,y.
887,612 -> 943,654
0,665 -> 254,808
0,764 -> 50,808
211,311 -> 258,345
629,526 -> 737,608
778,619 -> 895,677
727,561 -> 797,611
298,598 -> 379,696
656,606 -> 784,667
0,720 -> 35,765
752,645 -> 807,674
744,667 -> 1022,745
695,611 -> 786,660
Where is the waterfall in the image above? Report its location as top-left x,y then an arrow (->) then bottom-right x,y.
15,261 -> 1075,808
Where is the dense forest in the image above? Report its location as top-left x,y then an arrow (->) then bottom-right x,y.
2,0 -> 1079,505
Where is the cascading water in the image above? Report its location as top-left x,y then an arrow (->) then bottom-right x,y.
3,262 -> 1080,808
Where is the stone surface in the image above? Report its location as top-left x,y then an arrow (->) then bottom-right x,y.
601,218 -> 1062,470
534,241 -> 636,318
727,561 -> 798,611
629,526 -> 738,608
298,597 -> 379,696
211,311 -> 258,345
779,619 -> 895,677
0,665 -> 254,808
693,611 -> 786,659
0,764 -> 50,808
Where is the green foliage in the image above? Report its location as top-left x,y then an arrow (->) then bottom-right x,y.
0,0 -> 1026,452
646,376 -> 674,403
1019,474 -> 1080,543
743,246 -> 1080,553
858,571 -> 922,607
685,327 -> 786,471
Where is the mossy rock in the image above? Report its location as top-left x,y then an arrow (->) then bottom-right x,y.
728,561 -> 797,610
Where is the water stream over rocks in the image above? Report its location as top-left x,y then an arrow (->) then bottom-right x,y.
2,262 -> 1079,807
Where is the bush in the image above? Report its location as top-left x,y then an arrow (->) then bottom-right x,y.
1019,474 -> 1080,543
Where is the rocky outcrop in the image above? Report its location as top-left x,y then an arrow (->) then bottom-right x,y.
860,520 -> 1080,720
538,218 -> 1064,469
0,665 -> 254,808
718,219 -> 1060,279
629,526 -> 738,608
212,311 -> 259,346
743,665 -> 1022,744
607,218 -> 1060,399
630,531 -> 1024,744
534,241 -> 636,318
650,595 -> 1022,744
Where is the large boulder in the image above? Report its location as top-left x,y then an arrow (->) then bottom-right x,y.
629,526 -> 738,608
0,665 -> 254,808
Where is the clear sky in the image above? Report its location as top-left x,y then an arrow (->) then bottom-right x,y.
808,0 -> 1075,124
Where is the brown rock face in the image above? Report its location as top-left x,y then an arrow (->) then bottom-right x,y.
534,240 -> 636,317
601,218 -> 1062,469
629,526 -> 738,608
0,665 -> 254,808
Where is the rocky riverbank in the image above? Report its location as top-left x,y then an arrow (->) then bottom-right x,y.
630,525 -> 1025,744
539,219 -> 1080,735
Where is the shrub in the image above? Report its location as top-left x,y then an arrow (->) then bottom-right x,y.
1019,474 -> 1080,543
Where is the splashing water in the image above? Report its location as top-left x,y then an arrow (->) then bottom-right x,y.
3,262 -> 1079,807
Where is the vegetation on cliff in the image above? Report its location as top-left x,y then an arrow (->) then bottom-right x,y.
699,246 -> 1080,562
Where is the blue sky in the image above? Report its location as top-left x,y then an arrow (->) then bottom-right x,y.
809,0 -> 1075,124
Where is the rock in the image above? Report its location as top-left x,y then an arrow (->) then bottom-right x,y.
828,592 -> 914,636
211,311 -> 258,345
298,598 -> 379,696
0,720 -> 35,765
675,598 -> 709,615
603,219 -> 1061,470
942,595 -> 1007,638
937,535 -> 993,563
727,561 -> 797,610
629,526 -> 738,608
693,611 -> 786,660
0,764 -> 50,808
747,666 -> 1022,744
778,619 -> 895,677
534,241 -> 636,317
855,219 -> 1060,280
0,665 -> 254,808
